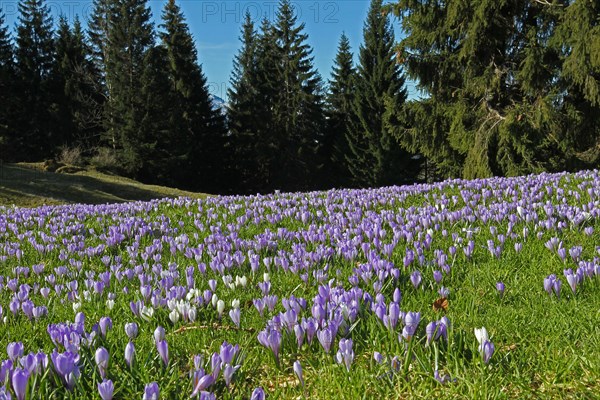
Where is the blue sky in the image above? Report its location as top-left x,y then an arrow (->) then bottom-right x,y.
1,0 -> 418,100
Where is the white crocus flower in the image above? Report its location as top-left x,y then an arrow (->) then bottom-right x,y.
474,327 -> 489,351
169,309 -> 180,324
217,300 -> 225,318
141,306 -> 154,321
235,275 -> 247,287
188,307 -> 197,323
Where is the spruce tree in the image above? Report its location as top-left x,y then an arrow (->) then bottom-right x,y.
252,18 -> 281,192
385,0 -> 588,178
104,0 -> 155,175
136,44 -> 173,184
0,10 -> 16,159
349,0 -> 416,187
159,0 -> 227,192
14,0 -> 56,160
323,33 -> 356,188
227,12 -> 261,193
53,17 -> 104,151
270,0 -> 325,191
87,0 -> 113,78
553,0 -> 600,169
53,17 -> 77,147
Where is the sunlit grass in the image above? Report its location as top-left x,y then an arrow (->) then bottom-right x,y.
0,170 -> 599,399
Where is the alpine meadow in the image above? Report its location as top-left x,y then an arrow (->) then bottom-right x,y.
0,0 -> 599,399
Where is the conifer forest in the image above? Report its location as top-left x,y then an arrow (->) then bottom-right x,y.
0,0 -> 599,192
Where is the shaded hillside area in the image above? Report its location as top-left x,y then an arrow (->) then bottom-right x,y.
0,163 -> 206,207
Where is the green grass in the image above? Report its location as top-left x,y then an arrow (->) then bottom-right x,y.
0,171 -> 599,399
0,162 -> 206,207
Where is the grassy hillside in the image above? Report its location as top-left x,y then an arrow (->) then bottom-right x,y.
0,170 -> 598,399
0,162 -> 206,207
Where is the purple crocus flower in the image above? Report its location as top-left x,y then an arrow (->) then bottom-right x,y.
557,247 -> 567,262
253,299 -> 265,317
7,342 -> 24,361
294,325 -> 305,349
19,353 -> 38,375
95,347 -> 109,379
223,363 -> 240,387
433,270 -> 443,284
434,369 -> 452,384
438,316 -> 450,341
98,379 -> 114,400
50,349 -> 76,378
317,326 -> 334,354
210,352 -> 222,379
190,373 -> 215,397
410,270 -> 422,289
11,368 -> 29,400
229,308 -> 241,327
125,322 -> 138,340
125,342 -> 135,368
425,321 -> 437,345
402,311 -> 421,341
268,330 -> 282,365
392,288 -> 402,303
386,302 -> 400,330
482,340 -> 495,364
544,274 -> 555,295
153,326 -> 165,344
293,360 -> 304,387
219,342 -> 239,366
143,382 -> 159,400
157,340 -> 169,366
438,286 -> 450,298
0,385 -> 11,399
208,279 -> 217,292
0,359 -> 13,383
250,387 -> 265,400
514,243 -> 523,253
564,269 -> 578,294
335,339 -> 354,372
99,317 -> 113,339
496,282 -> 505,298
553,278 -> 562,299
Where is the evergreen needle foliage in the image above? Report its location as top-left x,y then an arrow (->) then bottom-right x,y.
348,0 -> 419,188
385,0 -> 600,180
0,0 -> 598,194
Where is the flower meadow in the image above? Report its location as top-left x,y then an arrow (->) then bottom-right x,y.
1,171 -> 600,399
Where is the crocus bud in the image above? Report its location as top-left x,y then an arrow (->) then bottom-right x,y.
12,368 -> 29,400
157,340 -> 169,367
98,379 -> 114,400
169,310 -> 180,324
124,342 -> 135,368
217,300 -> 225,318
293,360 -> 304,387
142,382 -> 159,400
95,347 -> 109,379
124,322 -> 138,340
496,282 -> 505,298
251,387 -> 265,400
153,326 -> 165,344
